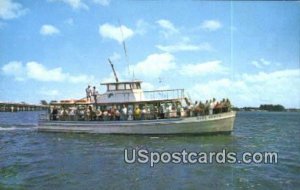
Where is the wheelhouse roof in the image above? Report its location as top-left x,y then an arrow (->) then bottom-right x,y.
100,80 -> 143,85
94,98 -> 182,105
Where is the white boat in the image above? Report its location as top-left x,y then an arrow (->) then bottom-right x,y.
38,111 -> 236,135
38,58 -> 236,135
38,78 -> 236,135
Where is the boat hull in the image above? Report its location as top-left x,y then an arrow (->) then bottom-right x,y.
37,111 -> 236,135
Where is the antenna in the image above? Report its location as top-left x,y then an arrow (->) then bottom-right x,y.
118,20 -> 134,80
108,58 -> 119,83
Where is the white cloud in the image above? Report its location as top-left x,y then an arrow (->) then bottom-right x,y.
0,0 -> 27,20
99,23 -> 134,43
156,19 -> 178,32
131,53 -> 176,78
1,61 -> 25,80
48,0 -> 88,10
40,24 -> 60,36
156,19 -> 179,38
156,42 -> 212,53
188,69 -> 300,108
189,78 -> 254,108
251,58 -> 271,69
180,60 -> 227,76
201,20 -> 222,31
93,0 -> 110,6
1,61 -> 94,83
49,0 -> 110,9
26,62 -> 67,82
242,69 -> 299,83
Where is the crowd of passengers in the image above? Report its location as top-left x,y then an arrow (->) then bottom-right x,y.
50,98 -> 231,121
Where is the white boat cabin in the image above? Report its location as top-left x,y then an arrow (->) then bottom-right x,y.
95,80 -> 185,105
96,81 -> 145,103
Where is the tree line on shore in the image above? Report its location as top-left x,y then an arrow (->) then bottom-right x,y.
233,104 -> 287,112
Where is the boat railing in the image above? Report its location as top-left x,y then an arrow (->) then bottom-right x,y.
143,89 -> 185,101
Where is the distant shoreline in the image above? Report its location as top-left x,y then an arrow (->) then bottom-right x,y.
233,108 -> 300,112
232,104 -> 300,112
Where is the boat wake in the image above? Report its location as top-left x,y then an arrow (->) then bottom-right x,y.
0,125 -> 37,131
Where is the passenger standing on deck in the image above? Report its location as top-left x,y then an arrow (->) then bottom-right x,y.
115,109 -> 120,120
96,108 -> 102,121
121,105 -> 127,121
92,86 -> 98,104
205,100 -> 209,115
141,106 -> 146,120
85,85 -> 92,102
225,98 -> 231,112
103,109 -> 108,121
134,106 -> 141,120
52,106 -> 58,120
209,100 -> 214,115
68,107 -> 76,121
89,106 -> 96,120
84,106 -> 90,121
199,101 -> 205,115
159,104 -> 165,119
128,108 -> 133,120
176,103 -> 181,117
212,98 -> 217,114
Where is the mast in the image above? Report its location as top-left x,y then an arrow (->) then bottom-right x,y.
108,58 -> 119,83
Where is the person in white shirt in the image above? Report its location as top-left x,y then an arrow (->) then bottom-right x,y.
121,105 -> 127,120
128,108 -> 133,120
209,100 -> 214,115
68,108 -> 76,121
141,106 -> 147,120
92,86 -> 98,104
85,85 -> 92,102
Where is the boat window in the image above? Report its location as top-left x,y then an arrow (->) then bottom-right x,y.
131,83 -> 136,89
136,83 -> 141,89
125,84 -> 131,90
118,84 -> 125,90
108,84 -> 116,91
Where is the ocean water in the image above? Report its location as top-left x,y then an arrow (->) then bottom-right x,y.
0,111 -> 299,189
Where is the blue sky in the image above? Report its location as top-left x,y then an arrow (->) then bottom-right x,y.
0,0 -> 299,108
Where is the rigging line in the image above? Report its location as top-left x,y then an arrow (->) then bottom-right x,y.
230,1 -> 234,81
118,20 -> 133,80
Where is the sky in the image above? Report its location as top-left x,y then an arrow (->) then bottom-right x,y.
0,0 -> 299,108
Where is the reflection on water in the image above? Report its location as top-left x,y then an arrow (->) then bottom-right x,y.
0,111 -> 300,189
